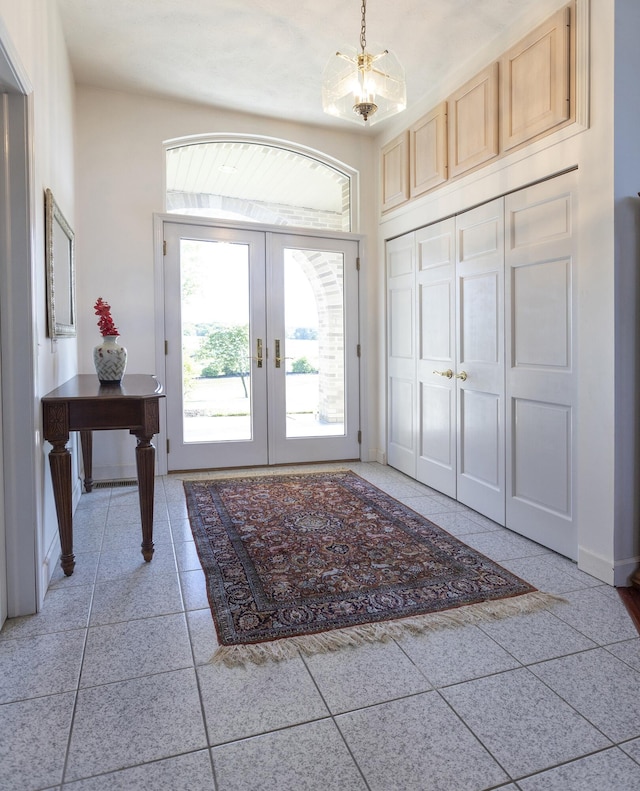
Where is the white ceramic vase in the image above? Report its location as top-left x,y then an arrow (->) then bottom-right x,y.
93,335 -> 127,383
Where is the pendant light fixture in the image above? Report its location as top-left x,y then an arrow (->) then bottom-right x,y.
322,0 -> 406,126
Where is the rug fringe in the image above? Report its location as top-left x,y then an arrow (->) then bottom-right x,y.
211,591 -> 566,667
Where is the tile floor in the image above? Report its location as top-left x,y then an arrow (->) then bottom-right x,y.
2,462 -> 640,790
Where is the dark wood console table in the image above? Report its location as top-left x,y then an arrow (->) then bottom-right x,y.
42,374 -> 165,576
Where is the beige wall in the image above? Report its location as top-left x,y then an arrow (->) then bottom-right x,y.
73,86 -> 380,476
0,0 -> 78,610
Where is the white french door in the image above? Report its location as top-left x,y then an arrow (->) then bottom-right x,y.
163,223 -> 360,471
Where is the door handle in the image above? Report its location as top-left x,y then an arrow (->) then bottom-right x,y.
248,339 -> 263,368
274,339 -> 293,369
455,371 -> 467,381
433,369 -> 453,379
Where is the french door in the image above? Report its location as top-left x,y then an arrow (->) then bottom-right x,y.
163,223 -> 360,470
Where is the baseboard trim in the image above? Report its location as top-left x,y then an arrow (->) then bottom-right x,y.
577,546 -> 613,585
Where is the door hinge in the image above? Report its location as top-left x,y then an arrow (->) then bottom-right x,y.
356,257 -> 361,271
357,430 -> 362,444
166,438 -> 170,454
164,340 -> 168,355
163,240 -> 167,256
357,344 -> 361,357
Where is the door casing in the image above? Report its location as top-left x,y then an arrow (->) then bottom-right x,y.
155,214 -> 365,473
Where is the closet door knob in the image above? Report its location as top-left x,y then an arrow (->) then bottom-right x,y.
433,369 -> 453,379
455,371 -> 468,381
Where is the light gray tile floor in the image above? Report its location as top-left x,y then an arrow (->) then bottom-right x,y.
1,462 -> 640,790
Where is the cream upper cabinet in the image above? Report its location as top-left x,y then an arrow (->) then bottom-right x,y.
381,131 -> 409,213
447,62 -> 499,179
500,6 -> 571,151
409,103 -> 448,199
379,3 -> 578,213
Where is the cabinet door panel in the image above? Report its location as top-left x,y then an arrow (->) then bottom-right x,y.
501,7 -> 571,151
410,103 -> 447,198
381,132 -> 409,212
512,399 -> 571,515
448,63 -> 499,179
459,389 -> 501,488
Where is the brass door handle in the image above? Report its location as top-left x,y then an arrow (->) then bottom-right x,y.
433,369 -> 453,379
248,339 -> 263,368
274,339 -> 295,368
455,371 -> 467,381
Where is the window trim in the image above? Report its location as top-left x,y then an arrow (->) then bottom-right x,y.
163,133 -> 360,233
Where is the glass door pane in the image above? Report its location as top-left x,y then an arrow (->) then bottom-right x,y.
180,239 -> 252,443
164,224 -> 267,471
267,233 -> 360,465
283,249 -> 345,438
164,224 -> 358,471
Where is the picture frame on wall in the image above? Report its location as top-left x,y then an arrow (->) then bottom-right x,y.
45,188 -> 76,338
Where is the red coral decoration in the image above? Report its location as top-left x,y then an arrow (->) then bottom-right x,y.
94,297 -> 119,337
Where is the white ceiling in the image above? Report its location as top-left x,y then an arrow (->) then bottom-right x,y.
55,0 -> 559,133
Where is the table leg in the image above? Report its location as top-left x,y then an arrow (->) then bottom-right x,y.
48,440 -> 75,576
134,432 -> 156,562
79,430 -> 94,492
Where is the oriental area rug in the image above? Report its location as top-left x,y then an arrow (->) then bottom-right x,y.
183,471 -> 560,666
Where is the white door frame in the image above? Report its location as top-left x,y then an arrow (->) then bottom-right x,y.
153,213 -> 367,474
0,25 -> 40,619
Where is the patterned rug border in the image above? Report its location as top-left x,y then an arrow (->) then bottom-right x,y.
184,470 -> 565,666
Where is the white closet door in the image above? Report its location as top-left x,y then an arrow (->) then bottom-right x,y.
387,233 -> 416,477
416,218 -> 457,495
456,199 -> 506,524
505,171 -> 577,558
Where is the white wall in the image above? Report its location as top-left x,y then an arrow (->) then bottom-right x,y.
613,0 -> 640,577
376,0 -> 639,585
73,87 -> 380,478
0,0 -> 78,612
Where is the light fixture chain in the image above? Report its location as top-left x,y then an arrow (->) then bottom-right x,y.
360,0 -> 367,53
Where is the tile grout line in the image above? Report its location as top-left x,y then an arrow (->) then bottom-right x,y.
8,467 -> 640,789
58,561 -> 98,787
59,485 -> 112,786
166,474 -> 220,791
298,650 -> 374,791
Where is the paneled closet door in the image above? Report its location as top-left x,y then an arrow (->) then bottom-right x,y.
505,171 -> 577,558
387,233 -> 416,477
455,199 -> 506,525
413,200 -> 505,523
416,218 -> 457,496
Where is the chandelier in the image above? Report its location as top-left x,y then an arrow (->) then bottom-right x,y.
322,0 -> 406,126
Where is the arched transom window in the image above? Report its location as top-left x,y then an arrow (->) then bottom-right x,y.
165,138 -> 353,232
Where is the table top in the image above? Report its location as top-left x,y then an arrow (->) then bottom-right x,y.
42,374 -> 164,402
